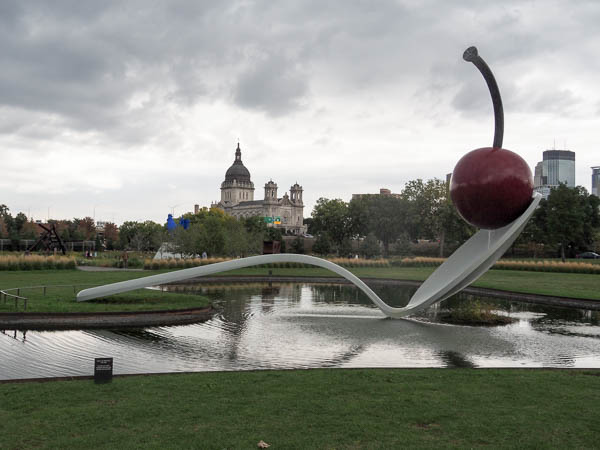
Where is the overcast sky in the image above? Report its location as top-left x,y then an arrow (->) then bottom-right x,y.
1,0 -> 599,225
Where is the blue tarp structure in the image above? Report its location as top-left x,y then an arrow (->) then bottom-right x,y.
167,214 -> 177,231
167,214 -> 190,231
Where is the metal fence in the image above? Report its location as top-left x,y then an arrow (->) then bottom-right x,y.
0,284 -> 96,311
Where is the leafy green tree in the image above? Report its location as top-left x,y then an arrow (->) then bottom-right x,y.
0,215 -> 7,238
312,232 -> 332,255
347,197 -> 370,237
402,178 -> 446,240
223,219 -> 251,257
20,220 -> 38,239
3,214 -> 15,236
242,216 -> 267,236
303,217 -> 314,234
369,195 -> 407,257
402,178 -> 473,256
290,236 -> 305,254
266,227 -> 283,242
75,217 -> 96,240
518,198 -> 549,257
360,233 -> 381,258
242,216 -> 269,254
437,197 -> 475,256
311,198 -> 353,254
200,215 -> 227,256
393,232 -> 412,256
546,184 -> 589,261
581,189 -> 600,248
103,223 -> 119,250
13,212 -> 28,234
119,221 -> 164,251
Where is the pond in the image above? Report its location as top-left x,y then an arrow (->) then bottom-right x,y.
1,281 -> 600,380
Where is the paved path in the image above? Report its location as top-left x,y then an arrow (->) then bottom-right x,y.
76,265 -> 144,272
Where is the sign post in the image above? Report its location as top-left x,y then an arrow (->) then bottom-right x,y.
94,357 -> 113,384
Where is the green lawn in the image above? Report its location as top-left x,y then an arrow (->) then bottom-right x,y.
0,270 -> 210,313
1,369 -> 599,449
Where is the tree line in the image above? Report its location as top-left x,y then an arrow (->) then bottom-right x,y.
309,179 -> 472,257
0,204 -> 289,256
2,180 -> 598,259
518,184 -> 600,260
0,206 -> 121,250
165,208 -> 287,257
308,179 -> 600,259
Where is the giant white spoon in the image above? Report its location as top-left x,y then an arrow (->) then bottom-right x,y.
77,193 -> 540,318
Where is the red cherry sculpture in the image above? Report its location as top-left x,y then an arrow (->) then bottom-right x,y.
450,47 -> 533,229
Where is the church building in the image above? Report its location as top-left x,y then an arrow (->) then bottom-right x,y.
210,143 -> 306,235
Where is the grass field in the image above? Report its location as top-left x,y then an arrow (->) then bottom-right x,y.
223,266 -> 600,300
1,369 -> 599,448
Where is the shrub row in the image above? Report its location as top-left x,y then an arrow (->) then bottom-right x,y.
77,257 -> 144,269
0,255 -> 77,271
393,256 -> 600,274
494,259 -> 600,274
143,256 -> 390,271
327,258 -> 390,268
143,257 -> 230,270
392,257 -> 446,267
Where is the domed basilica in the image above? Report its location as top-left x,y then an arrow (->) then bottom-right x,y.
211,143 -> 306,235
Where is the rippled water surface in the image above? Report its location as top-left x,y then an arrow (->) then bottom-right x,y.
2,282 -> 600,380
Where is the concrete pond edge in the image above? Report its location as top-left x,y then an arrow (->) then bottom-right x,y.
0,307 -> 216,330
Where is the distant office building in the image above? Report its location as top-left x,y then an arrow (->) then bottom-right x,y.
543,150 -> 575,186
352,188 -> 402,200
533,149 -> 575,199
592,166 -> 600,197
533,162 -> 543,188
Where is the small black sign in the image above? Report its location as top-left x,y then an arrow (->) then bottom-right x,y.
94,357 -> 113,384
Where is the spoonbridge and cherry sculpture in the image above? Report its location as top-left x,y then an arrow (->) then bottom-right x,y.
77,47 -> 541,318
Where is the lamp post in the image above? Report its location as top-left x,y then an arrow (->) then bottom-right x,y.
169,204 -> 183,216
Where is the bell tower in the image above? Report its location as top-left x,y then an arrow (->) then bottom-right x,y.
290,183 -> 303,205
264,180 -> 278,204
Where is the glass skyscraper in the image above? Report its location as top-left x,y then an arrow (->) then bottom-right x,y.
533,150 -> 576,199
592,166 -> 600,197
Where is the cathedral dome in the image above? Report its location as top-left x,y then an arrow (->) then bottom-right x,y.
224,143 -> 251,183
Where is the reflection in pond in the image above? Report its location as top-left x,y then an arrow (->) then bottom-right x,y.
2,282 -> 600,380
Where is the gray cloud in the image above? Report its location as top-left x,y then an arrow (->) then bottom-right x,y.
233,52 -> 307,115
3,0 -> 594,139
1,0 -> 600,224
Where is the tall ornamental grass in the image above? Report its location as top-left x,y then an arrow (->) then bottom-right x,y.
327,257 -> 390,268
143,257 -> 230,270
394,256 -> 600,274
494,259 -> 600,274
0,255 -> 76,271
143,256 -> 390,270
392,257 -> 446,267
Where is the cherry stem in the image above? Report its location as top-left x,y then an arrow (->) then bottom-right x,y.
463,46 -> 504,149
